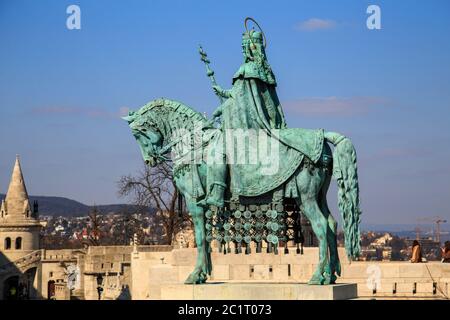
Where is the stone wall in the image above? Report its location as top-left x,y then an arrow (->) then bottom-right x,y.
131,247 -> 450,300
83,245 -> 133,300
37,246 -> 134,300
39,249 -> 82,299
0,227 -> 40,263
4,244 -> 448,300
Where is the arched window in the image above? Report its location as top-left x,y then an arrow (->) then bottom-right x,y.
4,237 -> 11,250
15,237 -> 22,250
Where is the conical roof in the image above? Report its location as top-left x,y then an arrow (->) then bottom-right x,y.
4,155 -> 31,217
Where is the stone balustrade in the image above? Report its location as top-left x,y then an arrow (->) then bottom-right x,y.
131,247 -> 450,300
0,250 -> 41,275
54,283 -> 70,300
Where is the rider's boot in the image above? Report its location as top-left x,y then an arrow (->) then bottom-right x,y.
206,183 -> 226,207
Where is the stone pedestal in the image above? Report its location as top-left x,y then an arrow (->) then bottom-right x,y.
131,248 -> 450,299
159,282 -> 357,300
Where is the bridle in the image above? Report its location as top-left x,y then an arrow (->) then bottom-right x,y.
146,121 -> 216,164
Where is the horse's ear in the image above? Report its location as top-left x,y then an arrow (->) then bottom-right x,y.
122,111 -> 136,123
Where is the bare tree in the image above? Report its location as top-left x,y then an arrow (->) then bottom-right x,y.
118,162 -> 191,245
82,206 -> 104,247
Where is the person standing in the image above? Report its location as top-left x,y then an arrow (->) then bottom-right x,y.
411,240 -> 423,263
442,241 -> 450,263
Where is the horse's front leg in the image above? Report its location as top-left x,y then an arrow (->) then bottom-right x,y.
184,200 -> 210,284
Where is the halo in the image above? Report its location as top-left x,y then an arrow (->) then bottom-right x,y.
244,17 -> 267,48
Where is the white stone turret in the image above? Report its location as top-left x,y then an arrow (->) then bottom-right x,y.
1,155 -> 33,220
0,156 -> 41,264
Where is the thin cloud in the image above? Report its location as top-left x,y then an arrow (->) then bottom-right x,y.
370,147 -> 428,160
33,107 -> 77,114
32,106 -> 129,119
283,96 -> 386,117
295,18 -> 337,31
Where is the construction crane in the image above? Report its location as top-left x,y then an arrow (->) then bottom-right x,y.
435,218 -> 448,244
418,217 -> 448,244
414,226 -> 421,240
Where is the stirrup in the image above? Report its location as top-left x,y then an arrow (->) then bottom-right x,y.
206,197 -> 224,207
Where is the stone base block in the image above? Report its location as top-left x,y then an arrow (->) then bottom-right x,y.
159,282 -> 357,300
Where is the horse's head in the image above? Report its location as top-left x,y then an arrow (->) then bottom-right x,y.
125,99 -> 211,167
123,110 -> 163,167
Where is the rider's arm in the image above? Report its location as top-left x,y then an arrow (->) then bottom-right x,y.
212,105 -> 223,118
213,85 -> 232,99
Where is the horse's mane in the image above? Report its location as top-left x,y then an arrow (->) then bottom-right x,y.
134,98 -> 208,136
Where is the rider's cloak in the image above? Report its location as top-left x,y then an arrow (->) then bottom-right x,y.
214,61 -> 324,197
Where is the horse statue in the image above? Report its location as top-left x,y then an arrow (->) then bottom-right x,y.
123,18 -> 361,286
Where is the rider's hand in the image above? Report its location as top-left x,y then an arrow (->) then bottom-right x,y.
212,85 -> 222,96
212,108 -> 222,118
203,118 -> 217,129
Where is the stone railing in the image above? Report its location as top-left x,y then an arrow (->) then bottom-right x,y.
137,245 -> 174,252
0,250 -> 41,275
41,249 -> 82,262
54,283 -> 70,300
131,247 -> 450,300
84,261 -> 128,274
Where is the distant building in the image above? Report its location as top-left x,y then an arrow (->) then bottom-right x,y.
382,247 -> 392,261
0,156 -> 42,299
371,233 -> 393,247
0,156 -> 132,300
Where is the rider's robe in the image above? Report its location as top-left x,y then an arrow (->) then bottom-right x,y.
212,61 -> 324,197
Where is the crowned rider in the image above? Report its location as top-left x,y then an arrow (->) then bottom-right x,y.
202,18 -> 323,208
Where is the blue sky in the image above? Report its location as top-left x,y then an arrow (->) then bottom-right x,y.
0,0 -> 449,225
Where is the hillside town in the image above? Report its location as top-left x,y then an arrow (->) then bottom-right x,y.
39,210 -> 194,249
39,210 -> 446,262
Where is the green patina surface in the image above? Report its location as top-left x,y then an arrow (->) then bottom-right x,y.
124,18 -> 362,286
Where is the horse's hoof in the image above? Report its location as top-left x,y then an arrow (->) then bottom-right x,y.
308,271 -> 329,285
322,273 -> 337,285
307,277 -> 324,285
184,271 -> 207,284
336,263 -> 342,277
185,277 -> 202,285
307,279 -> 322,285
184,273 -> 197,284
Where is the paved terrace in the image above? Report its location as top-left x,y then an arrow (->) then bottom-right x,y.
131,246 -> 450,300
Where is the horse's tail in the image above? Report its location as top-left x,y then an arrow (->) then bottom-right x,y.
325,131 -> 362,259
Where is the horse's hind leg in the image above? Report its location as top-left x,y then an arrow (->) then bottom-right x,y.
325,215 -> 341,282
319,173 -> 341,284
295,168 -> 329,285
297,195 -> 329,285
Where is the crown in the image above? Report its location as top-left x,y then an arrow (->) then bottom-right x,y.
243,17 -> 266,48
242,30 -> 264,44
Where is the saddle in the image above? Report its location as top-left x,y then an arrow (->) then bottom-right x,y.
201,127 -> 327,253
223,127 -> 325,197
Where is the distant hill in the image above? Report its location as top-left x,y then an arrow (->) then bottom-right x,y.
0,194 -> 143,217
362,223 -> 450,243
362,223 -> 450,233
